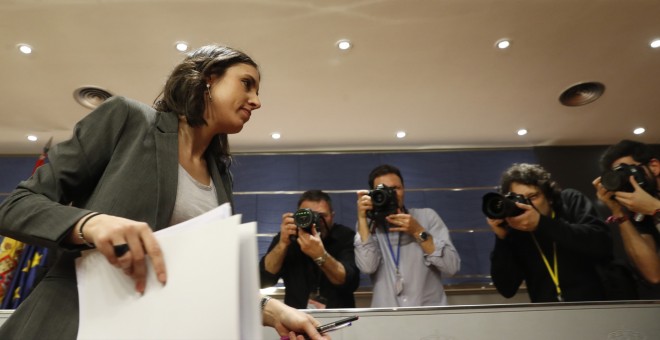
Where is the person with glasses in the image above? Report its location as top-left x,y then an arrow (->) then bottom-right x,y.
260,190 -> 360,309
593,140 -> 660,286
487,163 -> 613,302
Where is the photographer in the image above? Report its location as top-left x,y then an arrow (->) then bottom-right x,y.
355,164 -> 460,307
593,140 -> 660,286
487,163 -> 613,302
259,190 -> 360,309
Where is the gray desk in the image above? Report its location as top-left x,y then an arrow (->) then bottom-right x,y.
1,301 -> 658,339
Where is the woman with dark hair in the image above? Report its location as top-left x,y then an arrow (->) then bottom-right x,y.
0,45 -> 326,339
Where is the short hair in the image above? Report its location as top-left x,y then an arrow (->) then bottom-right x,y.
599,139 -> 657,171
500,163 -> 562,212
298,190 -> 333,212
368,164 -> 404,189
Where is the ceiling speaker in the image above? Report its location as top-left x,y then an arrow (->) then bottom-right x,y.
559,82 -> 605,106
73,86 -> 113,109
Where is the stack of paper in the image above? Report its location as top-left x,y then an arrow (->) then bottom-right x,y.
76,204 -> 261,340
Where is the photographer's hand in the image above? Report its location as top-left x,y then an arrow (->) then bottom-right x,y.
264,213 -> 297,275
356,190 -> 373,242
613,176 -> 660,216
593,177 -> 625,216
505,203 -> 539,232
385,213 -> 418,236
279,213 -> 297,247
387,214 -> 436,254
300,227 -> 347,285
486,218 -> 508,239
298,226 -> 324,259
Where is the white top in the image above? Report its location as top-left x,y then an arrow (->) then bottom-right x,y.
169,164 -> 218,226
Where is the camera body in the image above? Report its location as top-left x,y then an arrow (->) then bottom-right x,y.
367,184 -> 399,225
293,208 -> 320,234
482,192 -> 531,219
601,163 -> 652,193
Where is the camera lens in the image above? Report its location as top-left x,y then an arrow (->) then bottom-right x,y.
601,170 -> 626,192
371,190 -> 387,206
481,192 -> 526,219
294,208 -> 315,229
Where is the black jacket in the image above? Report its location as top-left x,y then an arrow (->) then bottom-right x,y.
259,224 -> 360,308
490,189 -> 613,302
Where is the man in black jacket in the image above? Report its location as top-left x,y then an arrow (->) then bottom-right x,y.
259,190 -> 360,308
594,140 -> 660,289
487,163 -> 613,302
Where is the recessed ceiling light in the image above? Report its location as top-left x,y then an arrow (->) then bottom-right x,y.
271,132 -> 281,140
650,39 -> 660,49
27,135 -> 38,142
17,43 -> 33,54
175,41 -> 189,52
633,127 -> 645,135
495,39 -> 511,49
336,39 -> 352,50
517,129 -> 528,136
396,131 -> 406,138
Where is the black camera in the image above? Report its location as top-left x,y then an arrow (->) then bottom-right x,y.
482,192 -> 531,219
367,184 -> 399,225
601,163 -> 652,193
293,208 -> 320,234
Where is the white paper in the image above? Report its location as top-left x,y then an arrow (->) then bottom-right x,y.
76,204 -> 261,340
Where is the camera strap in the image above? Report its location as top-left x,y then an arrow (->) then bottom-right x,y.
531,235 -> 562,302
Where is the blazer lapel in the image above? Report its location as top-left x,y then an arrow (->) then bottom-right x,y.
154,111 -> 179,230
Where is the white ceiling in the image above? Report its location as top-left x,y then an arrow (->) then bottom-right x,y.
1,0 -> 659,155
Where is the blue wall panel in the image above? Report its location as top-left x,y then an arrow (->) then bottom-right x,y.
1,148 -> 538,288
231,148 -> 538,287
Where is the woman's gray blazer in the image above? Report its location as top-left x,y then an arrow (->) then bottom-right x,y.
0,96 -> 233,338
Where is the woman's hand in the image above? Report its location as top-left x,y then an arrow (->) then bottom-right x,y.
72,213 -> 167,294
262,298 -> 330,340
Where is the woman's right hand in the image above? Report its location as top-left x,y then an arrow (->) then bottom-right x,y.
72,213 -> 167,294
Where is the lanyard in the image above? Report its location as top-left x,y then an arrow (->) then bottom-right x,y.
531,235 -> 562,302
385,231 -> 401,271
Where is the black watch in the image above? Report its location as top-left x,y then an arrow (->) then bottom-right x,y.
417,231 -> 430,243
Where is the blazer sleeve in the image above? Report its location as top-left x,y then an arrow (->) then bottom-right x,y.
0,97 -> 134,248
